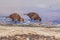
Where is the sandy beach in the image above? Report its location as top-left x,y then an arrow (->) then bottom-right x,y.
0,26 -> 60,40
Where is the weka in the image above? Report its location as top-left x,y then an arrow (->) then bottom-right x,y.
6,13 -> 24,23
24,12 -> 42,21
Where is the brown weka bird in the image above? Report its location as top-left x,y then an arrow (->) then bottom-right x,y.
6,13 -> 24,23
24,12 -> 42,22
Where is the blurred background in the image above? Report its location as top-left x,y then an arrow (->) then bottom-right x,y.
0,0 -> 60,25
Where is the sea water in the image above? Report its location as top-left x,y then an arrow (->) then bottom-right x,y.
0,16 -> 41,25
